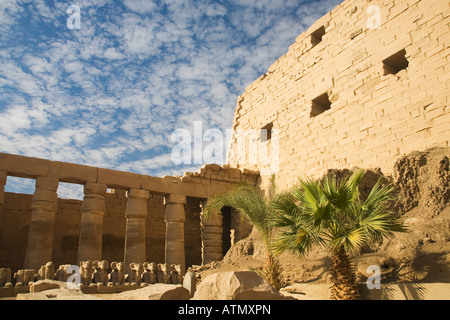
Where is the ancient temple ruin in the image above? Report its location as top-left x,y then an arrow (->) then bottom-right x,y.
0,153 -> 257,287
0,0 -> 449,298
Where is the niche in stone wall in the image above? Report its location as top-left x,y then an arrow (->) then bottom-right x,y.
260,122 -> 273,142
310,92 -> 331,117
311,25 -> 326,47
383,49 -> 409,75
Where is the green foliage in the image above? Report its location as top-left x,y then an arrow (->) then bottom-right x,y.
202,175 -> 285,289
271,169 -> 407,257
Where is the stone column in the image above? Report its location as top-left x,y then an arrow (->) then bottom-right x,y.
0,171 -> 6,213
124,189 -> 150,266
24,176 -> 59,271
200,200 -> 223,264
164,194 -> 186,270
77,182 -> 107,263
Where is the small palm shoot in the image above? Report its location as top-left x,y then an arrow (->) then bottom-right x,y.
202,176 -> 285,290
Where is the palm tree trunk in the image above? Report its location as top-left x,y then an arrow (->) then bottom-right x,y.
329,245 -> 360,300
261,251 -> 285,291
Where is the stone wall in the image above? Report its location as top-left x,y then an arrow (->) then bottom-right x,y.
0,153 -> 260,274
227,0 -> 450,190
0,191 -> 210,274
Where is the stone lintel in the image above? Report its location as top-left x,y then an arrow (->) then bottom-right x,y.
49,161 -> 98,184
97,168 -> 140,190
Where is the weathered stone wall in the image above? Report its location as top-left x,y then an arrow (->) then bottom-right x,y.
0,191 -> 207,274
0,153 -> 260,273
227,0 -> 450,190
0,193 -> 32,273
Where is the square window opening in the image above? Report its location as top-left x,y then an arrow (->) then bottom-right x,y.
260,123 -> 273,142
383,49 -> 409,75
311,25 -> 326,47
311,92 -> 331,117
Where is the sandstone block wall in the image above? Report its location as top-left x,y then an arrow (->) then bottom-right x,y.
0,153 -> 260,273
227,0 -> 450,190
0,191 -> 207,274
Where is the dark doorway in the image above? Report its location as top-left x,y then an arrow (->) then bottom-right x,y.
184,198 -> 202,267
221,207 -> 232,257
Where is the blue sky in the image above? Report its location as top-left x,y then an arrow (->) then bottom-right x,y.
0,0 -> 341,198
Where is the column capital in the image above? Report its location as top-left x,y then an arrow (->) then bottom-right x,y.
36,175 -> 59,191
31,176 -> 58,212
127,188 -> 150,199
125,189 -> 149,219
164,194 -> 186,205
84,182 -> 107,196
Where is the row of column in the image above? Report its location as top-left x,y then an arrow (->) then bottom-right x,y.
0,174 -> 243,272
7,177 -> 189,271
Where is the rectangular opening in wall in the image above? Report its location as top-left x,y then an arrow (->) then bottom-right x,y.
311,25 -> 326,47
4,176 -> 35,195
58,182 -> 84,200
383,49 -> 409,75
260,122 -> 273,142
311,92 -> 331,117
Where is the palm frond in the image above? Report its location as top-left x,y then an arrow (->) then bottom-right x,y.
347,169 -> 366,194
271,228 -> 324,257
328,226 -> 366,255
267,174 -> 277,201
362,180 -> 394,211
203,182 -> 272,247
322,174 -> 354,212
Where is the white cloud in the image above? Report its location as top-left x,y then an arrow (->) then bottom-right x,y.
0,105 -> 31,133
0,0 -> 341,191
123,0 -> 158,13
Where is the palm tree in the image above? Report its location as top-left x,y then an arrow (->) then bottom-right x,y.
271,169 -> 407,300
202,175 -> 285,290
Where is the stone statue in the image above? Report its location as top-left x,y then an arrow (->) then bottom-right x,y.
126,263 -> 144,285
170,264 -> 183,284
142,262 -> 157,284
93,260 -> 109,286
55,264 -> 72,282
79,261 -> 95,286
38,261 -> 55,280
109,261 -> 125,285
14,269 -> 35,286
0,268 -> 12,287
157,263 -> 170,284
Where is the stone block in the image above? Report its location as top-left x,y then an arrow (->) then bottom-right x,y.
0,153 -> 49,178
0,287 -> 14,298
0,171 -> 6,185
97,284 -> 117,294
14,286 -> 30,295
98,168 -> 140,189
50,161 -> 97,184
164,194 -> 186,205
84,182 -> 107,196
80,284 -> 98,294
30,280 -> 61,293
